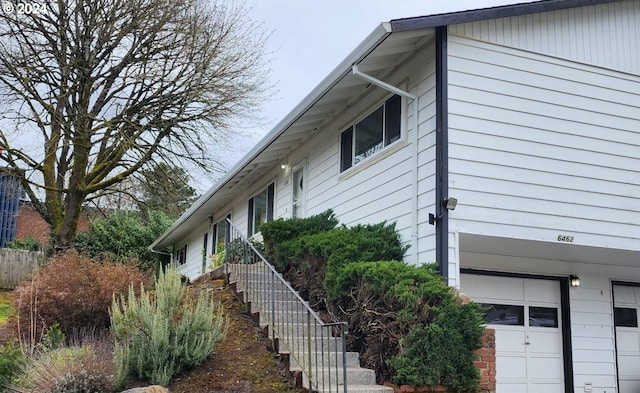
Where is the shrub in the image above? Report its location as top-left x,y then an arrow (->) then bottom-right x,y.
0,341 -> 26,391
259,209 -> 338,267
10,338 -> 116,393
12,250 -> 148,339
75,210 -> 173,271
6,235 -> 42,251
111,269 -> 228,387
262,218 -> 408,310
331,261 -> 484,391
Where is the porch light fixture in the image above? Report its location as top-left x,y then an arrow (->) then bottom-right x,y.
570,275 -> 581,287
280,163 -> 287,170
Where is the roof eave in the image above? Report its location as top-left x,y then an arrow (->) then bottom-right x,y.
149,22 -> 394,250
390,0 -> 617,31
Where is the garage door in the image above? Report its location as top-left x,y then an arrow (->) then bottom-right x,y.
613,284 -> 640,393
461,274 -> 565,393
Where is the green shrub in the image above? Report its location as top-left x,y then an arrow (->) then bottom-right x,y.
75,210 -> 173,271
0,341 -> 26,391
259,209 -> 338,266
262,219 -> 408,309
111,269 -> 228,387
331,261 -> 484,391
6,235 -> 42,251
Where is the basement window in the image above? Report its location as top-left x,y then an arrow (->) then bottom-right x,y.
340,94 -> 402,172
248,183 -> 274,235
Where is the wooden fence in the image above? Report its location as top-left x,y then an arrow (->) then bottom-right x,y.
0,249 -> 45,289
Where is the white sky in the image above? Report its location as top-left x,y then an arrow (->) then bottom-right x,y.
234,0 -> 528,148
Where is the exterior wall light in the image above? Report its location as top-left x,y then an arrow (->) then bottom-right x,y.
570,275 -> 581,287
429,197 -> 458,225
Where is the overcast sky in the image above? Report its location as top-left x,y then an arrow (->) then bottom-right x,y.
210,0 -> 530,187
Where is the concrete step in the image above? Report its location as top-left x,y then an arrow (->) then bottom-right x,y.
316,385 -> 394,393
293,364 -> 377,387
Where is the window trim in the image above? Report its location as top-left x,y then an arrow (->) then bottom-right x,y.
247,182 -> 275,235
212,213 -> 231,254
339,94 -> 404,173
175,244 -> 187,266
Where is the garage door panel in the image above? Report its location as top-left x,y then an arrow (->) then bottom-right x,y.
617,354 -> 640,375
497,355 -> 528,379
528,356 -> 564,379
495,330 -> 526,352
496,382 -> 527,393
528,382 -> 564,393
615,286 -> 638,305
619,379 -> 640,393
461,274 -> 525,302
616,330 -> 640,350
525,279 -> 561,304
528,330 -> 563,353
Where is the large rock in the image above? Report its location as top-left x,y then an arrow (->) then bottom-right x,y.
119,386 -> 170,393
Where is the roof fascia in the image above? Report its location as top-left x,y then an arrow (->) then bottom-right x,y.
150,23 -> 394,250
390,0 -> 617,31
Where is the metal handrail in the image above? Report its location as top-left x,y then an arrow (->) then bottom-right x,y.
224,218 -> 348,393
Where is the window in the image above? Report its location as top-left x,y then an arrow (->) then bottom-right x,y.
529,306 -> 559,328
175,244 -> 187,266
340,94 -> 402,172
482,303 -> 524,326
212,214 -> 230,254
248,183 -> 274,235
615,307 -> 638,327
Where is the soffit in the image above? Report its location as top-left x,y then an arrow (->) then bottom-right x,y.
153,28 -> 435,248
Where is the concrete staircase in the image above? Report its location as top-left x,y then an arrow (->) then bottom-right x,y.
227,262 -> 393,393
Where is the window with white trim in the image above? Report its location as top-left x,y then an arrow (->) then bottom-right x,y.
248,183 -> 274,235
175,244 -> 187,265
212,214 -> 231,254
340,94 -> 402,172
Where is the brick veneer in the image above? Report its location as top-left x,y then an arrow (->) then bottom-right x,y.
474,328 -> 496,393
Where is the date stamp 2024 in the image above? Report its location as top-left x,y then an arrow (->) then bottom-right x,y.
2,2 -> 48,16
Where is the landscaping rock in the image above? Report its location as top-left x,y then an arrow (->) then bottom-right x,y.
120,386 -> 170,393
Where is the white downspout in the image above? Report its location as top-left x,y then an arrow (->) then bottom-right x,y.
352,65 -> 420,265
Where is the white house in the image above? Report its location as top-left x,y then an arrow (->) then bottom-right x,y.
151,1 -> 640,392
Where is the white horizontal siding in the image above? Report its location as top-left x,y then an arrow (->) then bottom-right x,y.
174,223 -> 209,279
448,36 -> 640,252
449,0 -> 640,75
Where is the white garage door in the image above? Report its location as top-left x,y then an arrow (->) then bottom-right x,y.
613,285 -> 640,393
461,274 -> 565,393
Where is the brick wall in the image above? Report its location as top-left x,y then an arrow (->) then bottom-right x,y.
14,202 -> 94,246
474,328 -> 496,393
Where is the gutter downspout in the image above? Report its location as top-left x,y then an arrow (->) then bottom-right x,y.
352,64 -> 419,265
435,26 -> 449,280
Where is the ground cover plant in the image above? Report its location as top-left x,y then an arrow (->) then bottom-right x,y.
260,212 -> 485,392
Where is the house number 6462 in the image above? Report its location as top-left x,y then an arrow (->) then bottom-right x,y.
557,235 -> 574,243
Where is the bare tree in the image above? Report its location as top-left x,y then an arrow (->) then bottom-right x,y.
0,0 -> 269,248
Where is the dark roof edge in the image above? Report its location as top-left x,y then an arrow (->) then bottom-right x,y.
390,0 -> 616,31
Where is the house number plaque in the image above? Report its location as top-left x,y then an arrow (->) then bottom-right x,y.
557,235 -> 574,243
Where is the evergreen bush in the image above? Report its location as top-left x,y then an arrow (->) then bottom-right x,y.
110,269 -> 227,387
331,261 -> 484,391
